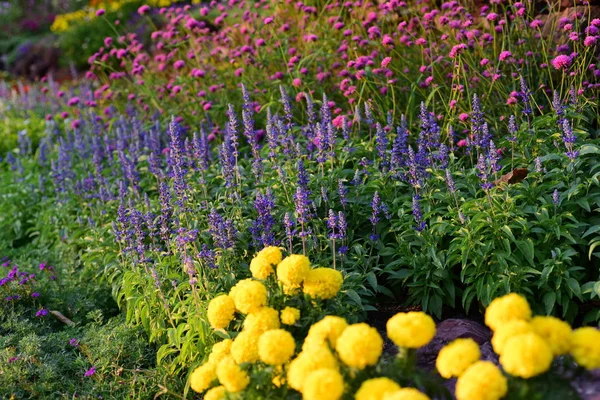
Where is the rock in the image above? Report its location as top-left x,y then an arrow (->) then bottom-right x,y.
416,319 -> 492,371
10,37 -> 59,81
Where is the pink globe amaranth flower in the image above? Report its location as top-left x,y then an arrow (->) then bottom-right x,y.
96,9 -> 105,17
449,100 -> 457,109
67,97 -> 80,106
256,38 -> 265,46
45,114 -> 53,121
84,367 -> 96,377
457,139 -> 467,147
486,12 -> 498,21
458,113 -> 469,121
292,78 -> 302,87
203,102 -> 212,111
235,68 -> 244,76
104,37 -> 112,47
173,60 -> 185,70
138,5 -> 150,15
552,55 -> 571,70
584,36 -> 598,46
71,119 -> 81,130
381,57 -> 392,68
480,58 -> 490,66
499,50 -> 512,61
263,16 -> 274,24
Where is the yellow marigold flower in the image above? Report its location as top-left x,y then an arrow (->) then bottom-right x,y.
570,327 -> 600,370
231,330 -> 260,364
250,255 -> 274,280
436,338 -> 481,378
491,320 -> 532,355
500,332 -> 553,378
258,329 -> 296,365
281,306 -> 301,325
455,361 -> 507,400
335,323 -> 383,369
383,388 -> 430,400
229,279 -> 267,314
243,306 -> 280,333
304,315 -> 348,350
484,293 -> 531,332
207,294 -> 236,329
277,254 -> 310,288
189,362 -> 216,393
204,385 -> 226,400
272,365 -> 285,387
257,246 -> 283,266
386,311 -> 436,349
216,356 -> 250,393
288,344 -> 338,392
208,339 -> 233,365
303,268 -> 343,299
531,316 -> 572,355
355,377 -> 401,400
303,369 -> 345,400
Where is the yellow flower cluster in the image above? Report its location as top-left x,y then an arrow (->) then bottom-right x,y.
280,306 -> 301,325
386,311 -> 436,349
207,294 -> 236,329
436,338 -> 481,378
455,361 -> 507,400
570,327 -> 600,370
335,323 -> 383,369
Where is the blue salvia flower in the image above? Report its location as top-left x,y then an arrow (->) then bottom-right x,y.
241,85 -> 262,179
283,212 -> 295,250
17,130 -> 32,156
561,119 -> 578,161
507,115 -> 518,143
168,118 -> 188,206
327,209 -> 338,239
412,195 -> 426,232
321,186 -> 329,203
480,122 -> 492,150
477,154 -> 493,190
265,108 -> 278,158
219,133 -> 236,188
470,94 -> 485,151
445,169 -> 456,193
351,169 -> 362,186
341,116 -> 351,142
552,90 -> 566,128
437,143 -> 449,169
391,115 -> 409,169
353,104 -> 361,125
315,122 -> 327,164
226,104 -> 240,161
208,208 -> 237,249
364,102 -> 374,126
519,75 -> 532,116
338,179 -> 348,208
129,201 -> 146,263
305,93 -> 316,129
192,129 -> 210,174
552,189 -> 560,206
406,146 -> 421,188
297,160 -> 310,187
375,122 -> 389,171
535,157 -> 544,173
369,191 -> 382,241
294,185 -> 312,228
199,244 -> 217,269
569,86 -> 577,106
488,140 -> 501,173
158,181 -> 173,243
418,102 -> 441,149
250,190 -> 277,247
280,85 -> 293,131
337,211 -> 347,241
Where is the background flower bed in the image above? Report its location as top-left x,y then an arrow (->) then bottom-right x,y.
0,0 -> 600,398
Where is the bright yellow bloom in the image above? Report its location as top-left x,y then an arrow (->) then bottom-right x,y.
383,388 -> 430,400
216,356 -> 250,393
207,294 -> 236,329
256,246 -> 283,266
304,315 -> 348,350
355,377 -> 401,400
243,307 -> 280,333
531,316 -> 572,355
250,255 -> 274,280
436,338 -> 481,378
231,330 -> 260,364
500,332 -> 553,378
484,293 -> 531,332
386,312 -> 436,349
189,362 -> 216,393
335,323 -> 382,369
303,268 -> 343,299
281,306 -> 301,325
258,329 -> 296,365
272,365 -> 285,388
208,339 -> 233,365
491,320 -> 532,355
277,254 -> 311,288
303,369 -> 345,400
455,361 -> 507,400
570,327 -> 600,370
229,279 -> 267,314
204,385 -> 226,400
288,344 -> 338,392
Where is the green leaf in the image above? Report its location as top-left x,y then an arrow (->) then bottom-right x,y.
516,239 -> 535,266
543,292 -> 556,315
